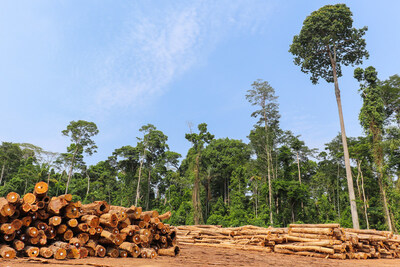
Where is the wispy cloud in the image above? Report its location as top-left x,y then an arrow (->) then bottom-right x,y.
93,0 -> 274,110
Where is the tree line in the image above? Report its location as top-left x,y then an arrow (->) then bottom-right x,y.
0,4 -> 399,230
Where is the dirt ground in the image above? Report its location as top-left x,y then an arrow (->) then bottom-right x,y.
1,244 -> 400,267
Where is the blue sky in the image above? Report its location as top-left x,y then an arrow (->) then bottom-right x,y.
1,1 -> 399,165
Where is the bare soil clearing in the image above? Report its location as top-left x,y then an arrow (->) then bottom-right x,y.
1,244 -> 399,267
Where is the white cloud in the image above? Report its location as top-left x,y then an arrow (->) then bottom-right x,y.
93,0 -> 274,110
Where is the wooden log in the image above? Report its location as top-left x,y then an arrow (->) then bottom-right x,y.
0,245 -> 16,259
49,245 -> 67,260
275,244 -> 334,254
77,233 -> 90,244
88,227 -> 97,235
286,232 -> 334,240
107,247 -> 119,258
81,215 -> 100,228
49,216 -> 62,226
57,224 -> 68,234
141,248 -> 157,259
30,204 -> 39,212
79,247 -> 88,258
45,226 -> 57,239
21,203 -> 32,213
6,192 -> 20,204
158,246 -> 180,257
67,218 -> 78,228
24,246 -> 39,258
63,229 -> 74,241
158,211 -> 171,221
289,224 -> 340,228
34,221 -> 48,231
23,193 -> 36,205
67,247 -> 80,259
344,228 -> 393,238
39,247 -> 53,258
119,218 -> 131,228
64,203 -> 81,219
81,201 -> 110,216
132,234 -> 141,244
95,245 -> 106,257
99,213 -> 118,228
77,223 -> 90,232
113,234 -> 125,246
100,230 -> 115,241
34,181 -> 48,197
26,227 -> 38,237
0,223 -> 14,235
119,249 -> 128,258
12,239 -> 25,251
69,237 -> 83,248
47,195 -> 70,214
0,200 -> 15,217
289,227 -> 333,235
121,226 -> 138,236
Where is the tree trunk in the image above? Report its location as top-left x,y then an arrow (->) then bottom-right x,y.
329,49 -> 359,229
379,172 -> 393,231
192,153 -> 203,224
86,172 -> 90,196
262,103 -> 273,226
135,147 -> 146,206
0,163 -> 5,185
296,152 -> 304,209
358,161 -> 369,229
146,169 -> 151,211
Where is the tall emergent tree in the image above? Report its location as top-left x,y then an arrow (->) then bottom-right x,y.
246,79 -> 280,225
354,66 -> 393,231
289,4 -> 369,229
185,123 -> 214,224
62,120 -> 99,194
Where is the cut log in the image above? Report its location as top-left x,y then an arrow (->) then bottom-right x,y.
141,248 -> 157,258
23,193 -> 36,205
158,211 -> 171,221
107,247 -> 119,258
289,224 -> 340,228
39,247 -> 53,258
275,244 -> 334,254
24,246 -> 40,258
12,239 -> 25,251
289,227 -> 333,235
49,216 -> 62,226
67,218 -> 78,228
99,213 -> 118,228
158,246 -> 180,257
81,201 -> 110,216
6,192 -> 20,204
95,245 -> 106,257
0,245 -> 16,259
34,181 -> 48,197
81,215 -> 100,228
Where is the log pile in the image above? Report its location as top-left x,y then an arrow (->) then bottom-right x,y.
177,224 -> 400,259
0,182 -> 179,260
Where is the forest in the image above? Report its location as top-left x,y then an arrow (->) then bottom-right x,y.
0,4 -> 399,232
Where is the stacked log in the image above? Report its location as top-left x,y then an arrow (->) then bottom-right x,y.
0,182 -> 179,260
177,224 -> 400,259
